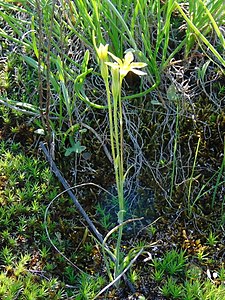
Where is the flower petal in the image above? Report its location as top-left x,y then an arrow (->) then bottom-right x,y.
97,43 -> 109,60
124,51 -> 134,64
130,62 -> 147,68
105,62 -> 119,69
130,69 -> 147,76
120,67 -> 130,77
108,52 -> 122,65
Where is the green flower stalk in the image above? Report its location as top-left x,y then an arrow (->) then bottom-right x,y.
96,44 -> 147,280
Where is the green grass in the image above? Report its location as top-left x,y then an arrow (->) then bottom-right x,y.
0,136 -> 106,298
0,140 -> 65,297
152,249 -> 225,300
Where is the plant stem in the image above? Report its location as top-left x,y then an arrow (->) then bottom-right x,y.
106,74 -> 125,279
188,135 -> 201,217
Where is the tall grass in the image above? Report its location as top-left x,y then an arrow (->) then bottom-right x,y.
1,0 -> 225,120
175,0 -> 225,68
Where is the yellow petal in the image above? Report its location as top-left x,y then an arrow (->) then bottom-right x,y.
124,52 -> 134,64
97,43 -> 109,60
108,52 -> 123,65
131,69 -> 147,76
105,62 -> 119,69
130,62 -> 147,68
120,67 -> 130,77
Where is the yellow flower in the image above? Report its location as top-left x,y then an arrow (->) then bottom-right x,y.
96,43 -> 109,61
106,51 -> 147,79
96,43 -> 109,81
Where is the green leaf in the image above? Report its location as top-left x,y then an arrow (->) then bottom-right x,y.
81,50 -> 90,72
117,210 -> 126,223
167,84 -> 179,102
197,60 -> 211,81
65,141 -> 86,156
31,16 -> 38,59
